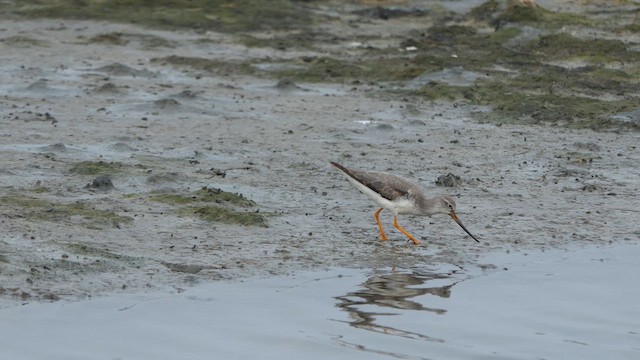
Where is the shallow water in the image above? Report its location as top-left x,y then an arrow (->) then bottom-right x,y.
1,244 -> 639,360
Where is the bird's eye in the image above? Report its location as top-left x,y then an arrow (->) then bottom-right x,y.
448,203 -> 453,209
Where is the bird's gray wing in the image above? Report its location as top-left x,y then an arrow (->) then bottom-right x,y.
348,170 -> 419,201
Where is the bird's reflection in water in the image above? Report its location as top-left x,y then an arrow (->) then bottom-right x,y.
335,270 -> 461,342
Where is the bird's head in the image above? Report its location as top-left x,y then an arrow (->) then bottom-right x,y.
440,195 -> 457,214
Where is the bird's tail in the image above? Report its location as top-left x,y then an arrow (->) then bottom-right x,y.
329,161 -> 347,172
330,161 -> 357,177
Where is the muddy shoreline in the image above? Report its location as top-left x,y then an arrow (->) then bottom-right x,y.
1,0 -> 639,306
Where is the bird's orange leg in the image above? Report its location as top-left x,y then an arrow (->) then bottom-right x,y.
374,208 -> 389,241
393,216 -> 421,245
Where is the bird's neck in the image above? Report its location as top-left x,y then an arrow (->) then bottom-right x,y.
416,196 -> 439,216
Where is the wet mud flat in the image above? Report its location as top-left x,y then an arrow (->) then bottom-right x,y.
0,0 -> 639,306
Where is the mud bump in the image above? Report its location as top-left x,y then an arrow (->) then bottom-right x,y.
83,32 -> 175,48
69,161 -> 126,176
151,55 -> 255,76
174,89 -> 202,99
109,142 -> 138,152
93,82 -> 122,94
85,175 -> 115,192
25,79 -> 56,93
153,98 -> 182,110
275,78 -> 306,92
40,143 -> 68,152
95,63 -> 156,78
146,172 -> 188,185
86,32 -> 129,45
66,243 -> 140,263
436,173 -> 463,187
161,262 -> 208,274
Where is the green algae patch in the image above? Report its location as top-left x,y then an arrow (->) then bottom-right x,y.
468,81 -> 639,130
150,187 -> 267,226
192,187 -> 255,206
148,193 -> 196,205
399,1 -> 640,130
31,186 -> 51,194
0,195 -> 49,209
185,206 -> 267,227
81,32 -> 175,48
504,65 -> 640,98
470,0 -> 592,28
408,72 -> 639,130
408,26 -> 530,73
0,195 -> 133,228
525,33 -> 639,62
1,35 -> 47,47
150,187 -> 255,207
7,0 -> 316,32
69,161 -> 126,176
465,63 -> 639,129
